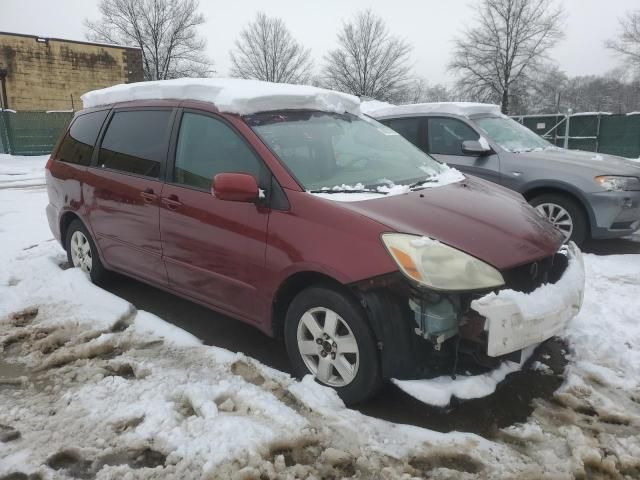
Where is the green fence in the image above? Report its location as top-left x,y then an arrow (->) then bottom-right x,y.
513,113 -> 640,159
0,110 -> 74,156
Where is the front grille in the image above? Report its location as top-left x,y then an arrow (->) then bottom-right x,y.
502,252 -> 568,293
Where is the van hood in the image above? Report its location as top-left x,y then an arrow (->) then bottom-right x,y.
515,148 -> 640,175
337,177 -> 564,271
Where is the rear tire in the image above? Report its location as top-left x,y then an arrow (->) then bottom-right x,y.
529,193 -> 588,246
65,219 -> 109,284
284,286 -> 382,405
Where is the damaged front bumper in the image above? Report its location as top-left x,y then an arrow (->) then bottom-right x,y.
354,242 -> 585,380
470,242 -> 585,357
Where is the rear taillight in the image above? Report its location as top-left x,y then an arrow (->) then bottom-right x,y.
45,156 -> 54,170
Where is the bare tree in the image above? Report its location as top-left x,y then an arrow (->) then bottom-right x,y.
85,0 -> 213,80
322,10 -> 413,102
229,13 -> 313,84
507,65 -> 640,115
606,10 -> 640,72
395,78 -> 456,104
449,0 -> 564,114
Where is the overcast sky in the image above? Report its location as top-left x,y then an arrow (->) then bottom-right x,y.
0,0 -> 636,85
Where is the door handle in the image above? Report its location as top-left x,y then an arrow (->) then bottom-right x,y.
140,188 -> 157,203
161,194 -> 182,210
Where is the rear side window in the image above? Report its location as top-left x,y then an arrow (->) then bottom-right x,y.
173,112 -> 263,190
99,110 -> 173,178
57,110 -> 108,166
384,117 -> 421,146
427,117 -> 479,155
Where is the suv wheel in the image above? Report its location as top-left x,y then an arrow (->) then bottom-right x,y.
65,219 -> 109,283
284,286 -> 382,405
530,193 -> 587,246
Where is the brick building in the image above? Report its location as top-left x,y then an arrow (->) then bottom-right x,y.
0,32 -> 143,111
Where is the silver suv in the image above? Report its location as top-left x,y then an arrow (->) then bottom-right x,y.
365,102 -> 640,245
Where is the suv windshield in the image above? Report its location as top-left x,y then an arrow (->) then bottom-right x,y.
245,111 -> 445,191
475,116 -> 551,153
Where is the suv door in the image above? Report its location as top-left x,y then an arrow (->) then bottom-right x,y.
425,117 -> 501,183
86,108 -> 175,285
160,109 -> 270,324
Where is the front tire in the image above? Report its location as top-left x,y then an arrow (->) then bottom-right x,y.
284,286 -> 382,405
530,193 -> 588,246
65,219 -> 109,284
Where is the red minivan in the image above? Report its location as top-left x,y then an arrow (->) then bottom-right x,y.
45,79 -> 584,404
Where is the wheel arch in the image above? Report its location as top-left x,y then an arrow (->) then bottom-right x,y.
271,270 -> 362,340
521,181 -> 594,233
59,211 -> 84,251
59,212 -> 107,268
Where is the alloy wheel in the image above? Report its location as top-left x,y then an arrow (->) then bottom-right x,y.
70,231 -> 93,274
296,307 -> 360,387
535,202 -> 574,241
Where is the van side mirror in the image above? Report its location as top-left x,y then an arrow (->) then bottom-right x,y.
462,140 -> 491,156
212,173 -> 258,203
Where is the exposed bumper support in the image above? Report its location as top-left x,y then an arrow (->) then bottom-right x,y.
471,242 -> 585,357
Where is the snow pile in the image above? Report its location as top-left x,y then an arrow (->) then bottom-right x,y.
359,99 -> 396,116
472,244 -> 584,322
0,154 -> 49,189
81,78 -> 360,116
364,102 -> 502,119
564,254 -> 640,391
393,356 -> 527,407
310,167 -> 465,202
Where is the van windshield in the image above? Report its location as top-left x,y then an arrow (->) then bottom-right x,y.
475,116 -> 551,153
245,111 -> 446,192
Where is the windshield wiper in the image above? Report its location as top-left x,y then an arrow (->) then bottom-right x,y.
406,177 -> 438,190
308,188 -> 387,194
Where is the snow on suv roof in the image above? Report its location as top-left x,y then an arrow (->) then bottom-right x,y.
81,78 -> 361,116
361,101 -> 502,119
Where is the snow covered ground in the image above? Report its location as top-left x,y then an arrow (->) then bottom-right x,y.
1,155 -> 640,479
0,154 -> 49,189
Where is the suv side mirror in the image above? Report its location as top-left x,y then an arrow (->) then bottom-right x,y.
212,173 -> 258,202
462,140 -> 491,156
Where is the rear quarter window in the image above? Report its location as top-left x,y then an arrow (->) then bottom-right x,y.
56,110 -> 109,166
98,110 -> 174,178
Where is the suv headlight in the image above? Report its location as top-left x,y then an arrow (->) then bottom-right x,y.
595,175 -> 640,191
381,233 -> 505,291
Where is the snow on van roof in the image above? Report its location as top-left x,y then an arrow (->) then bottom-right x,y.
81,78 -> 361,115
362,101 -> 502,119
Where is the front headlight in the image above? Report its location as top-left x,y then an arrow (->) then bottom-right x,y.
381,233 -> 505,291
594,175 -> 640,191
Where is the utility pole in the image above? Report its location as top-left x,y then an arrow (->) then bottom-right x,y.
564,108 -> 572,150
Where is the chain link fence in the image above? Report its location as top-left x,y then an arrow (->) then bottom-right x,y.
513,113 -> 640,159
0,110 -> 73,156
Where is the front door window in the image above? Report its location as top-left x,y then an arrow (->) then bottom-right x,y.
427,117 -> 479,156
173,112 -> 263,190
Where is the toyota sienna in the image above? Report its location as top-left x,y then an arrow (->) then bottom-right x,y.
45,79 -> 585,404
